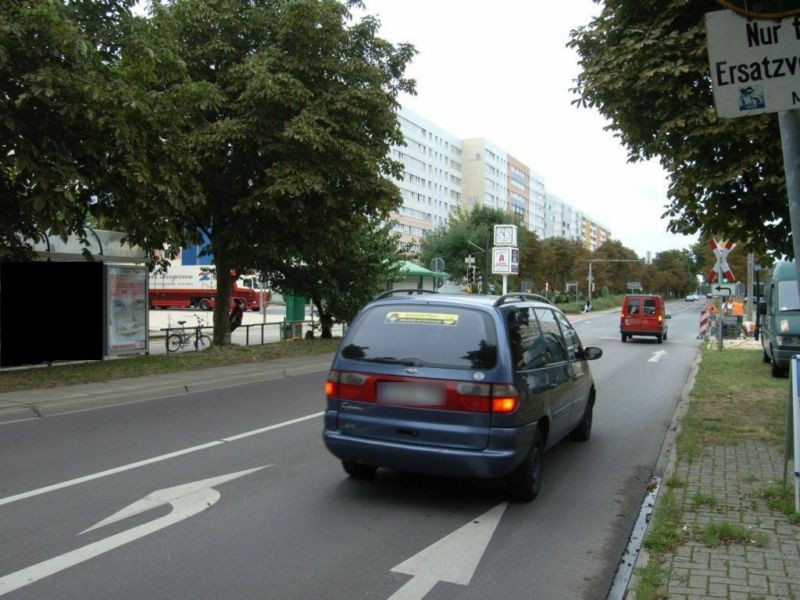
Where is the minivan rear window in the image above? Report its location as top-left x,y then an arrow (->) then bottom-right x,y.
340,305 -> 498,370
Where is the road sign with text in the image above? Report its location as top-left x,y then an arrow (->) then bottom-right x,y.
706,10 -> 800,118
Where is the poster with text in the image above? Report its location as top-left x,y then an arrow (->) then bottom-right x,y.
106,266 -> 147,355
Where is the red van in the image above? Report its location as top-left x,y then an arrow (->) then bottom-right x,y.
620,294 -> 670,343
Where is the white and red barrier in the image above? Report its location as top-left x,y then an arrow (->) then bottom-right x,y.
698,309 -> 710,339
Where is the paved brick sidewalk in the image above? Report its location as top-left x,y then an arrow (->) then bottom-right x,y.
659,440 -> 800,599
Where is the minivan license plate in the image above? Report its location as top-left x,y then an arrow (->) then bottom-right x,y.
377,382 -> 443,406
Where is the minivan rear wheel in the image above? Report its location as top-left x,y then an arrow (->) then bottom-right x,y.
506,430 -> 543,502
342,460 -> 377,480
770,356 -> 788,378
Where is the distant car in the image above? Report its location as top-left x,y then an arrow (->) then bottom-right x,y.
620,294 -> 670,343
685,294 -> 697,302
323,290 -> 603,502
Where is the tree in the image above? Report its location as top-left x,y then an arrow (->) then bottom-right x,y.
569,1 -> 790,257
0,0 -> 149,260
117,0 -> 415,344
644,249 -> 695,297
535,238 -> 590,301
264,217 -> 404,338
589,240 -> 642,294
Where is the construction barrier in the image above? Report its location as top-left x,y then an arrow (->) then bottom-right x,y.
698,309 -> 710,339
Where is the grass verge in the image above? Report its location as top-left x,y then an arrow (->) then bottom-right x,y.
0,337 -> 341,393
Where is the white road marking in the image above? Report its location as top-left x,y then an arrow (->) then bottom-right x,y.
0,412 -> 323,508
648,351 -> 668,363
388,502 -> 507,600
0,466 -> 268,596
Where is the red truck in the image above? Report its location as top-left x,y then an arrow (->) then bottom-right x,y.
148,266 -> 266,311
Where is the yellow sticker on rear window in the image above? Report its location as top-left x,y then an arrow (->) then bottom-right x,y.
385,312 -> 459,325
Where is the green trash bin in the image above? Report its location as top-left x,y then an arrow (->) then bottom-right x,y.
285,295 -> 306,323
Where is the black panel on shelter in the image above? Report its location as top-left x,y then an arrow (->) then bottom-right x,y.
1,262 -> 104,366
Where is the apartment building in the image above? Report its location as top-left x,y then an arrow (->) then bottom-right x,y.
390,107 -> 610,252
461,138 -> 508,213
389,108 -> 463,254
582,217 -> 612,251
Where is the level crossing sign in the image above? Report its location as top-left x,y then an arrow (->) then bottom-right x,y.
707,239 -> 736,283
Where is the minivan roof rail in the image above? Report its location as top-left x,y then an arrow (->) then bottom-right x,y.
493,293 -> 552,307
373,289 -> 440,300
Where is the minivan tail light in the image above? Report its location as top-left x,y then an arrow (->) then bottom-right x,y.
454,382 -> 491,412
491,384 -> 520,414
326,370 -> 374,401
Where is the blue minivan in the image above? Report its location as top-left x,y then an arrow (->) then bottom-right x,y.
323,291 -> 602,501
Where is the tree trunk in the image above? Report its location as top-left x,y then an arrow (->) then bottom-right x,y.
313,297 -> 334,338
213,248 -> 233,346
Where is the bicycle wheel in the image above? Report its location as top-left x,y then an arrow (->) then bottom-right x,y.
166,334 -> 183,353
194,334 -> 212,351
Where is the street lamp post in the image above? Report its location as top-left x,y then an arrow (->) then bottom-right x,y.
587,259 -> 645,308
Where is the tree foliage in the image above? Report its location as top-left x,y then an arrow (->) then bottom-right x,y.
569,0 -> 789,257
0,0 -> 148,260
116,0 -> 415,344
531,237 -> 590,299
264,216 -> 405,337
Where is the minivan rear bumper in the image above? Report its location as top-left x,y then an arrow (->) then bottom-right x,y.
620,328 -> 665,337
323,412 -> 538,480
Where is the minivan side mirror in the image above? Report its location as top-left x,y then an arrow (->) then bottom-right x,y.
758,301 -> 767,316
583,346 -> 603,360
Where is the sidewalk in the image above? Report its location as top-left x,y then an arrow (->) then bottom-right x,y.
0,353 -> 334,424
658,441 -> 799,598
629,339 -> 800,600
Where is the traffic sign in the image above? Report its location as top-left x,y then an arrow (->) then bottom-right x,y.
710,283 -> 738,296
706,10 -> 800,118
708,239 -> 736,282
492,247 -> 518,275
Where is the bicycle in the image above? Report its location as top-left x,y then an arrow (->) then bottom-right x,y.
166,316 -> 212,352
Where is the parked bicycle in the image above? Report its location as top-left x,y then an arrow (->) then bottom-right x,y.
166,316 -> 212,352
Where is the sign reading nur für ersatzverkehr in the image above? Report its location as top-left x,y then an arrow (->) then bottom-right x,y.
706,10 -> 800,118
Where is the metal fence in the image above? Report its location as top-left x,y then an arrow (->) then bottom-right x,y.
158,319 -> 340,353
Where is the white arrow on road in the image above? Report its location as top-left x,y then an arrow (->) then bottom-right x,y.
0,466 -> 268,597
388,502 -> 507,600
648,350 -> 667,363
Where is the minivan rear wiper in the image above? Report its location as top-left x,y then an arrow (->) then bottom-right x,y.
362,357 -> 422,366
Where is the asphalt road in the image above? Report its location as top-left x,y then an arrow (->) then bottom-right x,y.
0,301 -> 705,600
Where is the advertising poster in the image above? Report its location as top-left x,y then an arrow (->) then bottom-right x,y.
106,266 -> 147,355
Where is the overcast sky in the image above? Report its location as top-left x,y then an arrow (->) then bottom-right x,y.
356,0 -> 699,257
